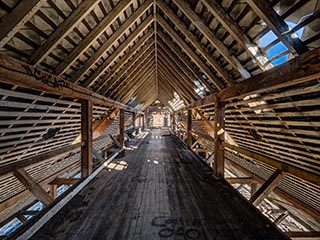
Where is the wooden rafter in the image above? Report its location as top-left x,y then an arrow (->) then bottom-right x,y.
54,0 -> 135,75
0,0 -> 46,49
27,0 -> 99,66
201,0 -> 273,71
69,0 -> 153,84
157,16 -> 225,90
171,0 -> 251,79
157,0 -> 233,85
245,0 -> 308,55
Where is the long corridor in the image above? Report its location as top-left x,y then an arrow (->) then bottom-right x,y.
30,130 -> 288,240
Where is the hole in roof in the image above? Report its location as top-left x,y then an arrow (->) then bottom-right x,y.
169,92 -> 185,111
259,30 -> 278,48
194,80 -> 206,97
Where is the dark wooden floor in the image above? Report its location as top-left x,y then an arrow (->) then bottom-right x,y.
31,130 -> 289,240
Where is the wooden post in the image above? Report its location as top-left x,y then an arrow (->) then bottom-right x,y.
251,182 -> 257,196
142,113 -> 145,131
172,114 -> 176,133
187,109 -> 192,148
132,112 -> 136,129
119,109 -> 125,148
14,169 -> 53,205
250,169 -> 286,206
213,98 -> 226,179
50,184 -> 57,199
81,100 -> 93,178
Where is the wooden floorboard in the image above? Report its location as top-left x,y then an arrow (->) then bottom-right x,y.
30,129 -> 289,240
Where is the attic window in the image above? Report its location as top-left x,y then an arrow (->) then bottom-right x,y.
169,92 -> 185,111
194,80 -> 206,97
243,94 -> 270,114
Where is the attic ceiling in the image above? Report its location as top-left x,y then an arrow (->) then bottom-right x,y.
0,0 -> 320,232
0,0 -> 318,110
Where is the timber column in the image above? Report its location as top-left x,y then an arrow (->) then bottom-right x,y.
81,100 -> 93,178
119,109 -> 125,148
214,98 -> 225,179
187,109 -> 192,148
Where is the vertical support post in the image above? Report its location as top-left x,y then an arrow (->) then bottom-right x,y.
251,182 -> 257,197
81,100 -> 93,178
132,112 -> 136,131
51,184 -> 57,199
214,98 -> 226,179
172,113 -> 176,133
119,109 -> 125,148
142,113 -> 145,131
187,109 -> 192,148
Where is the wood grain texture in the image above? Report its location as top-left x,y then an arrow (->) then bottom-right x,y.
30,130 -> 289,240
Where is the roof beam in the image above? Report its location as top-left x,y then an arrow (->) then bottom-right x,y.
157,0 -> 233,85
55,0 -> 134,75
0,54 -> 137,111
171,0 -> 251,79
245,0 -> 308,55
226,144 -> 320,186
157,16 -> 225,90
158,33 -> 215,92
82,16 -> 153,87
70,0 -> 153,84
27,0 -> 99,65
0,0 -> 46,49
101,40 -> 155,95
201,0 -> 273,71
95,31 -> 154,93
110,49 -> 155,97
188,48 -> 320,108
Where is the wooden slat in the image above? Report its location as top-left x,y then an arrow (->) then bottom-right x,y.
49,178 -> 79,186
55,0 -> 135,75
70,0 -> 153,84
226,143 -> 320,186
27,0 -> 99,65
0,143 -> 83,176
81,100 -> 93,178
0,0 -> 46,48
13,169 -> 53,205
226,177 -> 255,184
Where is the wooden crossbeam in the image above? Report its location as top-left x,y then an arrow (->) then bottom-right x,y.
172,0 -> 250,79
226,143 -> 320,186
49,178 -> 79,186
14,169 -> 53,205
55,0 -> 134,75
250,169 -> 286,206
188,48 -> 320,107
81,100 -> 93,178
245,0 -> 308,55
201,0 -> 273,71
27,0 -> 99,65
0,54 -> 136,112
226,177 -> 255,184
0,0 -> 46,49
